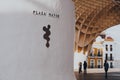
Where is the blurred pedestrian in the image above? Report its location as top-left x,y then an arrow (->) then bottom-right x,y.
104,60 -> 109,79
79,62 -> 82,74
83,61 -> 87,74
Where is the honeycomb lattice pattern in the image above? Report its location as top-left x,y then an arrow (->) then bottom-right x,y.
73,0 -> 120,54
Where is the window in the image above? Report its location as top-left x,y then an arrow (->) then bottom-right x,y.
97,59 -> 101,68
90,59 -> 94,68
110,62 -> 113,68
98,49 -> 101,56
106,45 -> 108,51
90,49 -> 94,56
105,53 -> 108,60
110,45 -> 113,51
110,54 -> 113,60
90,53 -> 92,56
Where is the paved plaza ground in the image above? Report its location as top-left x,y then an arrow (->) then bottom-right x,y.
74,68 -> 120,80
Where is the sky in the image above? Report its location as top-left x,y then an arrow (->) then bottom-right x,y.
104,24 -> 120,42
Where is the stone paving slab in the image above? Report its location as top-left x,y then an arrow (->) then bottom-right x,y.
74,72 -> 120,80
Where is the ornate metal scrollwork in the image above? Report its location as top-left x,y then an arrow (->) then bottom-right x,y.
43,25 -> 51,48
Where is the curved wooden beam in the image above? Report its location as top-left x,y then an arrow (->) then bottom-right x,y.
73,0 -> 120,53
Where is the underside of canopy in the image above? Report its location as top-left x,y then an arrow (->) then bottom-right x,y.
73,0 -> 120,53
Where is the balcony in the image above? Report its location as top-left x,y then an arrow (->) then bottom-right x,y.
105,57 -> 114,61
88,53 -> 102,58
97,54 -> 102,58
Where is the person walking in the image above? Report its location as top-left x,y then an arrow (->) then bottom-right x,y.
79,62 -> 82,74
104,60 -> 109,79
83,61 -> 87,74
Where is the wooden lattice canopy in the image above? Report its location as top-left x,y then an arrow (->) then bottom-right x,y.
73,0 -> 120,53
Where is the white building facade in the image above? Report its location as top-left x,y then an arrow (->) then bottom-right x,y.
101,35 -> 120,68
92,35 -> 120,68
103,37 -> 115,68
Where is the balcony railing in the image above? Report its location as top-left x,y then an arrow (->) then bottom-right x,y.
88,54 -> 102,58
105,57 -> 114,61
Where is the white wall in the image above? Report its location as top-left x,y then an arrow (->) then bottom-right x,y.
113,43 -> 120,68
74,51 -> 87,71
0,0 -> 76,80
103,41 -> 120,68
